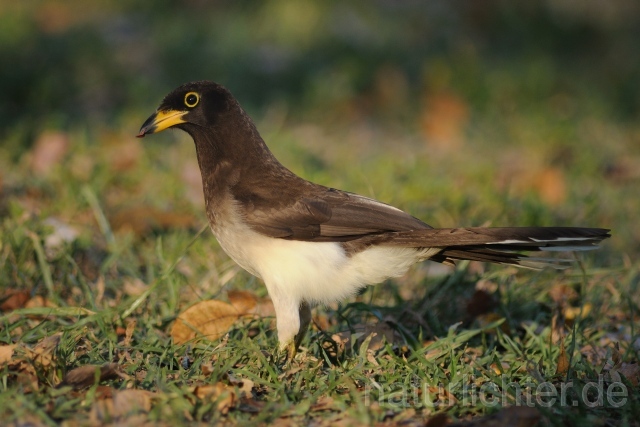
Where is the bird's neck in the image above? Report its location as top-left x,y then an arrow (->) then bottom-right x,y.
185,110 -> 297,210
189,119 -> 279,175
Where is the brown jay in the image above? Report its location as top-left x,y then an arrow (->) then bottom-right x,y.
138,81 -> 610,358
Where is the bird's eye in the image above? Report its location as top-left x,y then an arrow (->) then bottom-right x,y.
184,92 -> 199,108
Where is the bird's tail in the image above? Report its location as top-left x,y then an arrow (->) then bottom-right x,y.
388,227 -> 610,269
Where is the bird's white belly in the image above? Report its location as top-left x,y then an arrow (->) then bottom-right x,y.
212,217 -> 440,305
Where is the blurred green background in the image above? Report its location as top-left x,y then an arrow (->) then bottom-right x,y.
1,0 -> 639,256
2,1 -> 638,133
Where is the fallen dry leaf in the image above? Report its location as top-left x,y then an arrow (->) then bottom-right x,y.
227,290 -> 257,314
121,318 -> 136,346
228,290 -> 275,318
191,383 -> 236,414
310,396 -> 336,412
227,373 -> 254,397
171,300 -> 241,345
0,290 -> 31,311
59,363 -> 127,390
549,283 -> 577,307
0,344 -> 16,364
90,388 -> 154,425
580,344 -> 608,367
201,360 -> 214,376
25,295 -> 57,310
25,334 -> 61,368
617,363 -> 640,386
555,338 -> 570,375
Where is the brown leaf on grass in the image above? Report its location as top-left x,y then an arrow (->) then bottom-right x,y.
171,300 -> 241,345
29,131 -> 69,176
0,290 -> 31,311
555,338 -> 570,375
1,348 -> 40,392
25,295 -> 57,309
25,334 -> 61,368
191,383 -> 236,414
548,284 -> 577,307
90,388 -> 154,425
616,363 -> 640,386
228,290 -> 276,318
0,344 -> 16,364
120,318 -> 136,346
310,396 -> 336,412
580,344 -> 608,367
59,363 -> 127,390
227,373 -> 254,397
227,290 -> 257,314
201,361 -> 214,376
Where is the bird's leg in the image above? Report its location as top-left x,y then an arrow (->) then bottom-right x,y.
273,298 -> 312,362
272,294 -> 302,361
286,301 -> 311,360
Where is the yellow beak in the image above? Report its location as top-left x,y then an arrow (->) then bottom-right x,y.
137,109 -> 187,138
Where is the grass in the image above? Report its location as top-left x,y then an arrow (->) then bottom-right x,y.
1,81 -> 639,426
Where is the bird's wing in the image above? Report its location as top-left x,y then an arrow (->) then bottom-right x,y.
241,187 -> 430,241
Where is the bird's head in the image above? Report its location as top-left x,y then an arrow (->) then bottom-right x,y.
137,81 -> 233,138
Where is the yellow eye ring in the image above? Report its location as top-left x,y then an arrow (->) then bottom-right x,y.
184,92 -> 199,108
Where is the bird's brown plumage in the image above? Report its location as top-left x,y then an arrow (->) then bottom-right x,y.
138,81 -> 610,354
